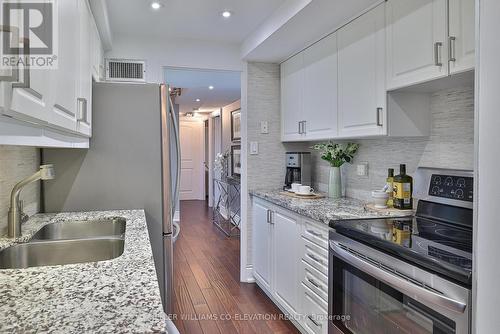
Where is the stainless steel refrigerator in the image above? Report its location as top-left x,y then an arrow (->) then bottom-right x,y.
42,82 -> 181,315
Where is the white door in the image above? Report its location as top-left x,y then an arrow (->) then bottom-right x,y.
179,120 -> 205,200
253,201 -> 272,291
281,53 -> 304,141
386,0 -> 448,90
49,0 -> 79,132
338,3 -> 387,138
449,0 -> 475,74
273,211 -> 300,316
302,33 -> 338,140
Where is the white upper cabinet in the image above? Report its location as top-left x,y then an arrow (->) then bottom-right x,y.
386,0 -> 448,90
49,0 -> 79,132
449,0 -> 475,74
338,3 -> 387,138
386,0 -> 474,90
281,53 -> 304,141
281,33 -> 338,142
0,0 -> 103,147
77,0 -> 93,137
302,33 -> 338,140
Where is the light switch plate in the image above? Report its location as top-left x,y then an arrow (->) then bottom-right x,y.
260,121 -> 269,134
250,141 -> 259,155
357,162 -> 369,177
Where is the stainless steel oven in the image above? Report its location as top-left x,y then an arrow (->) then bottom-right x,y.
328,232 -> 471,334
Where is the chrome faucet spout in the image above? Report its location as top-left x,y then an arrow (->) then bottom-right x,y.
8,165 -> 55,238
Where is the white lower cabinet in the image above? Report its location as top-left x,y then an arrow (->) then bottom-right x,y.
252,197 -> 329,334
273,210 -> 301,316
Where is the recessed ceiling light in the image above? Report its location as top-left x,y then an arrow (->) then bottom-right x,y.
151,2 -> 162,10
208,85 -> 214,90
221,11 -> 232,18
195,98 -> 201,102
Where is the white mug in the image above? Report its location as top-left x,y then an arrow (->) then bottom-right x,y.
297,185 -> 314,194
291,183 -> 302,192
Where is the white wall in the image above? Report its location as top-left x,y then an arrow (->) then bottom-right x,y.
106,36 -> 244,83
474,0 -> 500,332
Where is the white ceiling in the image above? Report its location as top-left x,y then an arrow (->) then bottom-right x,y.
105,0 -> 286,43
165,68 -> 241,114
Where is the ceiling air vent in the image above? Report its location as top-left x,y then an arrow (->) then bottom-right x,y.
105,59 -> 146,82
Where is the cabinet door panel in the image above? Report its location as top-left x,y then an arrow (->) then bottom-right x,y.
253,201 -> 272,290
449,0 -> 475,74
338,4 -> 386,138
49,0 -> 78,131
302,33 -> 338,140
77,0 -> 92,137
273,211 -> 300,316
386,0 -> 448,90
281,53 -> 304,141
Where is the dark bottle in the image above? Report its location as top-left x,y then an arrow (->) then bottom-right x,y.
393,164 -> 413,210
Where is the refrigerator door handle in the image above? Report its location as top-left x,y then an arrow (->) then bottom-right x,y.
169,95 -> 181,240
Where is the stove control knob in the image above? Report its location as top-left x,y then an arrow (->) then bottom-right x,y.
457,178 -> 466,188
445,177 -> 454,186
455,189 -> 464,199
431,186 -> 440,195
433,176 -> 442,185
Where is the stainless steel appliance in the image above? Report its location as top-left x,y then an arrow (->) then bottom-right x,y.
328,168 -> 473,334
42,83 -> 181,316
284,152 -> 311,190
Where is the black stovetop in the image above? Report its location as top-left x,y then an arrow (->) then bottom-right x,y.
330,201 -> 473,286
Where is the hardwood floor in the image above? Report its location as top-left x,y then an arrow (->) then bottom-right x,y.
173,200 -> 300,334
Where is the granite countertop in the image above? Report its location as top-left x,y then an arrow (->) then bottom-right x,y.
0,210 -> 166,334
250,189 -> 413,224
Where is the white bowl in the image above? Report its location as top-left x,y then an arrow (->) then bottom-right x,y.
372,190 -> 389,209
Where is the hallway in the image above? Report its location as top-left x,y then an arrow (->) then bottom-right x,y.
173,200 -> 300,334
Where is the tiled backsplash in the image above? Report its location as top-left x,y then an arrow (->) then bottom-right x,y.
0,146 -> 40,235
310,86 -> 475,201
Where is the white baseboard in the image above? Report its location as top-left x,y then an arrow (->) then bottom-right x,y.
241,265 -> 255,283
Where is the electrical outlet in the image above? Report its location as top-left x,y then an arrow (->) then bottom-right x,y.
250,141 -> 259,155
260,121 -> 269,134
357,162 -> 369,177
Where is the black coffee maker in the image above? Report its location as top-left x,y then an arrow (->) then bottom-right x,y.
284,152 -> 311,190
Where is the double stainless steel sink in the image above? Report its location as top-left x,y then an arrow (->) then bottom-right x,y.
0,218 -> 126,269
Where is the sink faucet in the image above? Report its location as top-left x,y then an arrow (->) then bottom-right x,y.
8,165 -> 55,238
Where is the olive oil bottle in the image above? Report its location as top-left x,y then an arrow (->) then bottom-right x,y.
386,168 -> 394,208
393,164 -> 413,210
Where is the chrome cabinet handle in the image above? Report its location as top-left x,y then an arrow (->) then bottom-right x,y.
306,229 -> 324,238
298,122 -> 302,134
267,210 -> 274,224
302,121 -> 306,134
77,98 -> 88,123
330,240 -> 467,314
307,253 -> 324,265
449,36 -> 456,62
307,315 -> 322,328
376,107 -> 383,126
434,42 -> 443,66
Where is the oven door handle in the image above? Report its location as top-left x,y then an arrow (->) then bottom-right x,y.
330,240 -> 467,314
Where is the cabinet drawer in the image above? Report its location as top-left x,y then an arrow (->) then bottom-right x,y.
302,260 -> 328,302
302,222 -> 328,249
302,283 -> 328,334
301,236 -> 328,275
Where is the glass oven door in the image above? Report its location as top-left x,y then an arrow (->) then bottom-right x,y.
328,234 -> 470,334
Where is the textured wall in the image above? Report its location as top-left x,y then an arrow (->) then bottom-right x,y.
246,62 -> 305,265
0,146 -> 40,235
310,86 -> 475,200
